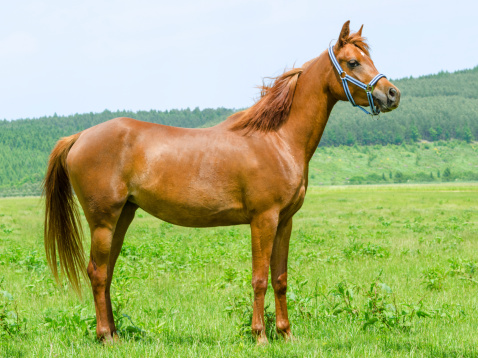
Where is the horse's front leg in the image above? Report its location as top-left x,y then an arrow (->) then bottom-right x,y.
271,218 -> 293,340
250,211 -> 279,344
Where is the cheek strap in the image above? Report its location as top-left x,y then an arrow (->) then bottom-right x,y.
328,46 -> 386,115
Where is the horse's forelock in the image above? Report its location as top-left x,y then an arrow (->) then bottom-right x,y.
346,33 -> 371,57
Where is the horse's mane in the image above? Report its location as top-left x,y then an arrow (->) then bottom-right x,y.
230,31 -> 369,134
229,66 -> 306,133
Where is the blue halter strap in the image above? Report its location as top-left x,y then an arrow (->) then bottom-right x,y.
328,46 -> 386,115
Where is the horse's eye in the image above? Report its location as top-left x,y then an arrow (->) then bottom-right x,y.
348,60 -> 359,68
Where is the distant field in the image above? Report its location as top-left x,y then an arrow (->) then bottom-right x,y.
309,141 -> 478,186
1,183 -> 478,357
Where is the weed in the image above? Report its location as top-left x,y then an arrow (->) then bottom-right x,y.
113,303 -> 146,340
288,274 -> 314,319
421,259 -> 478,290
421,267 -> 446,290
215,267 -> 238,289
44,305 -> 96,336
342,240 -> 390,259
0,279 -> 26,338
322,272 -> 437,331
19,250 -> 45,272
447,258 -> 478,284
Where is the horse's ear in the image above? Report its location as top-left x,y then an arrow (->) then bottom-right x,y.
357,24 -> 363,37
337,20 -> 350,49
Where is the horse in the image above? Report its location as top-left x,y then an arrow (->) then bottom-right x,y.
43,21 -> 400,344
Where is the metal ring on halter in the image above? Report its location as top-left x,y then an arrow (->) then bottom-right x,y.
328,46 -> 386,116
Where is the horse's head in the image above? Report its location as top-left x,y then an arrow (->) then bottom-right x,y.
328,21 -> 400,114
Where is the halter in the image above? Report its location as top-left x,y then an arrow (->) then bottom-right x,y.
328,46 -> 386,115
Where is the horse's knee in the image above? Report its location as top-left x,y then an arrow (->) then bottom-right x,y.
252,277 -> 268,295
272,273 -> 287,295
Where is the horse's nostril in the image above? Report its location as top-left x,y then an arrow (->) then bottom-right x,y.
388,87 -> 397,99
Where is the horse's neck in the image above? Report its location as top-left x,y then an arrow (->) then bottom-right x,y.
279,53 -> 337,166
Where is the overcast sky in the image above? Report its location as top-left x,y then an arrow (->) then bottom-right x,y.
1,0 -> 476,120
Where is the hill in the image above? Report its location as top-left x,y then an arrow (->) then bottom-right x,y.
0,66 -> 477,196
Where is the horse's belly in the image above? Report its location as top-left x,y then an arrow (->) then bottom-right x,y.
130,189 -> 249,228
151,207 -> 248,227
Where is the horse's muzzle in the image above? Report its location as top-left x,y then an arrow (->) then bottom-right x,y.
375,85 -> 400,113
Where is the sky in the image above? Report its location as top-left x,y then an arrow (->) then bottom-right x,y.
1,0 -> 477,120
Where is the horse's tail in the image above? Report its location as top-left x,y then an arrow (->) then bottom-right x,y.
43,132 -> 86,295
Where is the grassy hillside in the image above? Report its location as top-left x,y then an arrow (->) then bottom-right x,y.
0,66 -> 477,196
1,185 -> 477,356
309,141 -> 478,186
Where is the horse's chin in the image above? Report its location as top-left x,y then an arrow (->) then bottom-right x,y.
378,105 -> 392,113
375,98 -> 398,113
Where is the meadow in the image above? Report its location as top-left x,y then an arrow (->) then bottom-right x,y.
1,183 -> 477,357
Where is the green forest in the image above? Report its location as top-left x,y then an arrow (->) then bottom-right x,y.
0,66 -> 477,196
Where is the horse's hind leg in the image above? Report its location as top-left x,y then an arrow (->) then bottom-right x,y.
104,202 -> 137,336
86,201 -> 137,342
271,218 -> 293,340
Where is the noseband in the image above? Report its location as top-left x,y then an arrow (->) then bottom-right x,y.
328,46 -> 386,115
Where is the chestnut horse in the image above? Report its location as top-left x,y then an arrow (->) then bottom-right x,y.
44,21 -> 400,343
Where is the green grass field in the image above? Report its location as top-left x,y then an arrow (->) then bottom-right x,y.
1,184 -> 478,357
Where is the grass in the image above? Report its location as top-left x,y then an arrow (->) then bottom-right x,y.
1,183 -> 478,357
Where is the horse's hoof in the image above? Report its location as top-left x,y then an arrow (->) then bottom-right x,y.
256,335 -> 269,346
98,332 -> 117,345
112,332 -> 120,343
277,328 -> 294,342
284,332 -> 295,342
